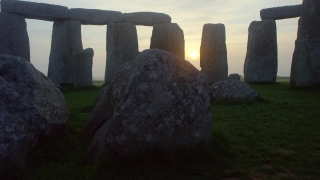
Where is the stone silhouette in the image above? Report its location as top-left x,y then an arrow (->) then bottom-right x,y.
290,0 -> 320,87
244,20 -> 278,83
105,22 -> 139,84
228,73 -> 241,80
150,23 -> 185,59
69,8 -> 123,25
86,49 -> 211,160
74,48 -> 94,87
124,12 -> 171,26
260,4 -> 302,20
0,12 -> 30,61
200,23 -> 228,84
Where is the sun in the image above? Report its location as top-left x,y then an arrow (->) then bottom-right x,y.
190,51 -> 198,60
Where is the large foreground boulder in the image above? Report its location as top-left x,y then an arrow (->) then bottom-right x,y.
0,12 -> 30,61
0,55 -> 69,169
290,0 -> 320,87
244,20 -> 278,83
85,49 -> 212,160
200,23 -> 228,84
209,80 -> 259,101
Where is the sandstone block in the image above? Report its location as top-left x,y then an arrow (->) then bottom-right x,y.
124,12 -> 171,26
260,4 -> 302,20
200,23 -> 228,84
105,22 -> 139,84
244,20 -> 278,83
0,12 -> 30,61
69,8 -> 123,25
1,0 -> 69,21
48,20 -> 83,85
74,48 -> 94,87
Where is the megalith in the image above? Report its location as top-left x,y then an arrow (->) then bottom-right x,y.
260,4 -> 302,20
290,0 -> 320,87
74,48 -> 94,87
0,55 -> 69,169
228,73 -> 241,80
200,23 -> 228,84
1,0 -> 69,21
150,23 -> 185,59
105,22 -> 139,84
244,20 -> 278,83
85,49 -> 212,160
0,12 -> 30,61
48,20 -> 83,85
69,9 -> 123,25
124,12 -> 171,26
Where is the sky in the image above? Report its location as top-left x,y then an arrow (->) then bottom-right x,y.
2,0 -> 302,79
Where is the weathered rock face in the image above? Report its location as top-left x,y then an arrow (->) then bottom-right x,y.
290,0 -> 320,87
260,4 -> 302,20
124,12 -> 171,26
0,55 -> 69,169
105,22 -> 139,84
150,23 -> 185,59
228,73 -> 241,80
209,80 -> 259,101
86,49 -> 212,160
69,8 -> 123,25
1,0 -> 69,21
244,20 -> 278,83
200,23 -> 228,84
0,12 -> 30,61
48,20 -> 83,85
74,48 -> 94,87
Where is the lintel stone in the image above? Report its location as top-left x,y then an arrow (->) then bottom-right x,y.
69,8 -> 123,25
260,4 -> 302,20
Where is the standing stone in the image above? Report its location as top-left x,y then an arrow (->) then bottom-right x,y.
200,23 -> 228,84
74,48 -> 94,87
244,20 -> 278,83
0,55 -> 69,169
260,4 -> 302,20
291,0 -> 320,87
85,49 -> 212,160
150,23 -> 185,59
105,22 -> 139,84
48,20 -> 83,85
1,0 -> 69,21
228,73 -> 241,80
123,12 -> 171,26
0,12 -> 30,61
69,9 -> 123,25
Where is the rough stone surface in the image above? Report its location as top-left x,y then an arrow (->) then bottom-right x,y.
244,20 -> 278,83
228,73 -> 241,80
209,80 -> 259,101
74,48 -> 94,87
124,12 -> 171,26
48,20 -> 83,85
69,8 -> 123,25
86,49 -> 212,160
0,55 -> 69,169
93,85 -> 109,105
150,23 -> 185,59
105,22 -> 139,84
260,4 -> 302,20
0,12 -> 30,61
1,0 -> 69,21
290,0 -> 320,87
200,23 -> 228,84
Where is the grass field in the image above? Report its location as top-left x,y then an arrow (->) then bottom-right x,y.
1,80 -> 320,179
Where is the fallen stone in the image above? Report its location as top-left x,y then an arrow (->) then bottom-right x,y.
124,12 -> 171,26
228,73 -> 241,80
209,80 -> 259,101
69,8 -> 123,25
244,20 -> 278,83
260,4 -> 302,20
0,55 -> 69,169
150,23 -> 185,59
85,49 -> 212,160
74,48 -> 94,87
1,0 -> 69,21
0,12 -> 30,61
48,20 -> 83,85
200,23 -> 228,84
105,22 -> 139,84
291,0 -> 320,87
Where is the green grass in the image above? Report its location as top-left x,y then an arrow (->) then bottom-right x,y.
1,81 -> 320,179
